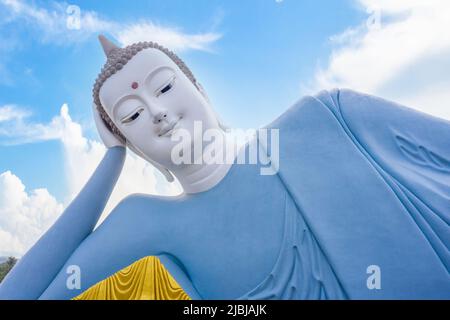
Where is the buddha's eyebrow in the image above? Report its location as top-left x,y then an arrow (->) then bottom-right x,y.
144,66 -> 164,83
112,95 -> 137,115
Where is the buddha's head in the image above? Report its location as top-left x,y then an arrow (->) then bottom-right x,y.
93,35 -> 223,181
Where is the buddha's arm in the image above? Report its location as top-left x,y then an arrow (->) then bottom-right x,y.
0,146 -> 126,299
38,195 -> 202,300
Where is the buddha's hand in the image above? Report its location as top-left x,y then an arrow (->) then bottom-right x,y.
92,103 -> 125,148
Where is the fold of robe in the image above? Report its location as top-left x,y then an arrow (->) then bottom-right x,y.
267,89 -> 450,299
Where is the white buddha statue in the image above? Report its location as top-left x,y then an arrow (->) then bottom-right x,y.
1,35 -> 449,300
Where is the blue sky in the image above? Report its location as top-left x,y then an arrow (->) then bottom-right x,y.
1,0 -> 450,256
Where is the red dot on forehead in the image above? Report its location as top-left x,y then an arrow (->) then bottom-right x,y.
131,82 -> 139,89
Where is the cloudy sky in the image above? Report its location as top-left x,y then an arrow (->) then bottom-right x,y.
1,0 -> 449,257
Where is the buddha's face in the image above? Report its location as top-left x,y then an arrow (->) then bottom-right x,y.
99,48 -> 220,168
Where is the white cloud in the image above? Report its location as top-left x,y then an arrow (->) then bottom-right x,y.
116,22 -> 221,51
0,0 -> 111,44
310,0 -> 450,120
0,104 -> 182,257
0,104 -> 65,145
0,0 -> 221,85
0,171 -> 63,257
0,0 -> 221,51
0,104 -> 30,122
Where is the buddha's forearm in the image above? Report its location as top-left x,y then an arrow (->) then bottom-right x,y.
0,146 -> 126,300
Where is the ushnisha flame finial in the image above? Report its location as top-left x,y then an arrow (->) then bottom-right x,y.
98,34 -> 120,58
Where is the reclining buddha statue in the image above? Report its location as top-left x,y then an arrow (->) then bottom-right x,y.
0,35 -> 449,300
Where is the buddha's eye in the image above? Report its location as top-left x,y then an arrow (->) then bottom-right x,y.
121,107 -> 144,124
155,76 -> 175,97
161,83 -> 173,94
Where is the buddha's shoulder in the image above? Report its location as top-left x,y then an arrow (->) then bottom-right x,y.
112,192 -> 210,212
113,192 -> 188,211
266,88 -> 383,130
266,89 -> 339,128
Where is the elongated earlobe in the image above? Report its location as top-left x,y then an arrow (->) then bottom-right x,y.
126,143 -> 175,182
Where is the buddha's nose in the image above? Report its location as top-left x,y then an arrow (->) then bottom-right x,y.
153,111 -> 168,124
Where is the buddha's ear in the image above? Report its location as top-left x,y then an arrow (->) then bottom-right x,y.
197,82 -> 229,132
126,143 -> 175,183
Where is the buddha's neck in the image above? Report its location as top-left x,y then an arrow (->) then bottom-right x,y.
170,131 -> 239,194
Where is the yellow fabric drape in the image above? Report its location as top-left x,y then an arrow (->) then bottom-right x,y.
73,256 -> 191,300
